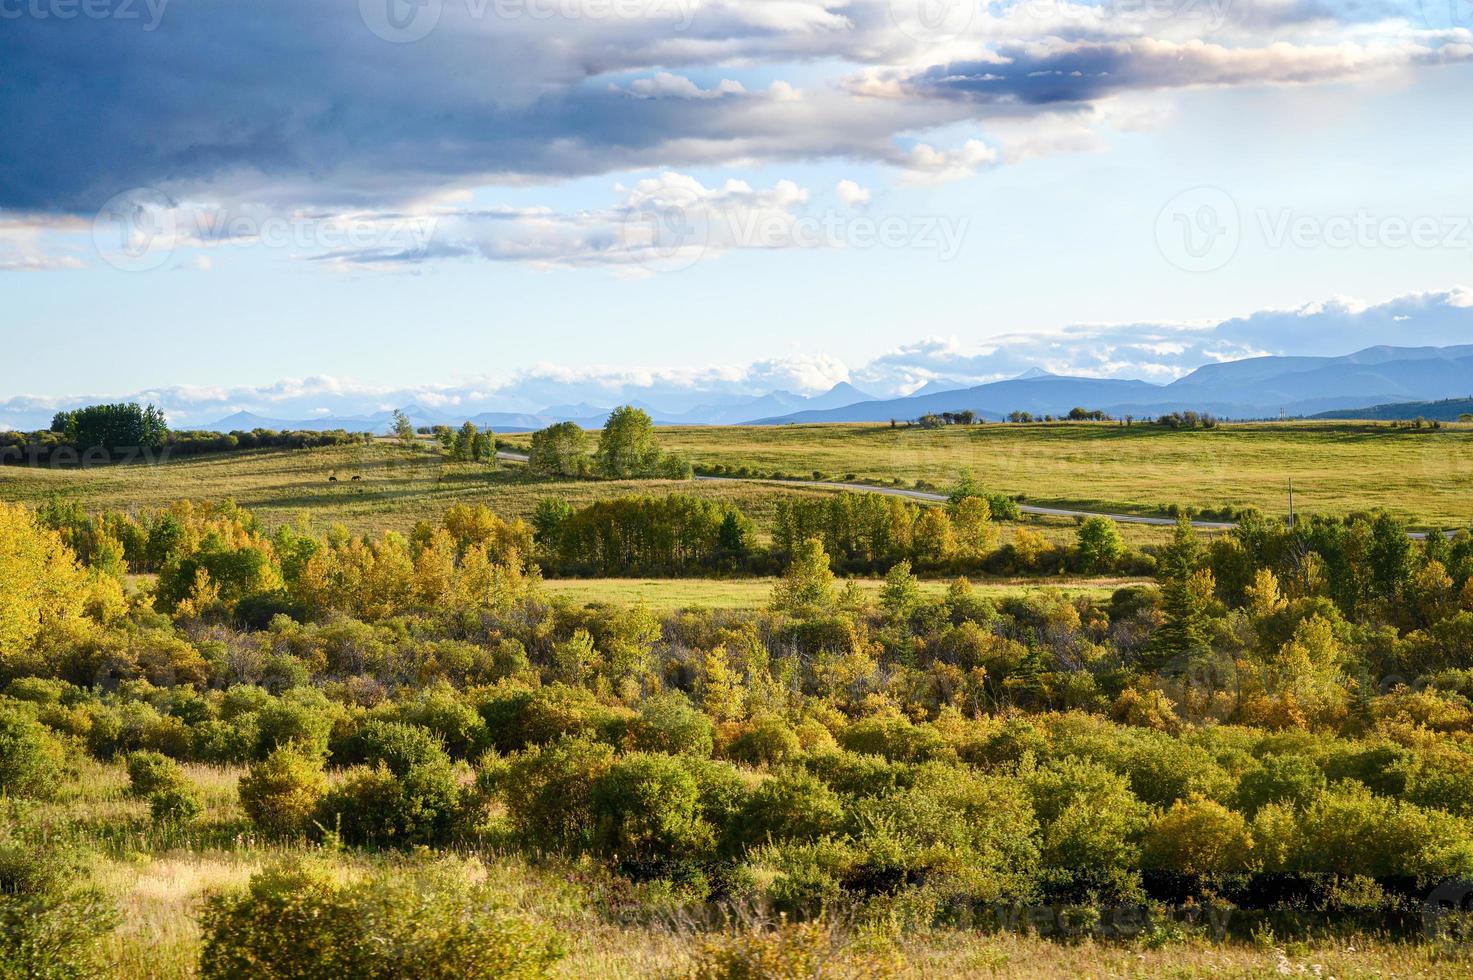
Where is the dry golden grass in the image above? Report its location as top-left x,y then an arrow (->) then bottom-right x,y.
541,575 -> 1147,611
0,443 -> 859,538
502,420 -> 1473,530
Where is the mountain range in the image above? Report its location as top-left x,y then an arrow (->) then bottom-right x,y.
200,345 -> 1473,434
751,345 -> 1473,424
206,382 -> 877,434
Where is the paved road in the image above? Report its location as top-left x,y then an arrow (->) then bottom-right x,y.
497,451 -> 1238,530
496,451 -> 1454,538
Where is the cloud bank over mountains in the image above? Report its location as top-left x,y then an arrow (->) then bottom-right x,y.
2,287 -> 1469,431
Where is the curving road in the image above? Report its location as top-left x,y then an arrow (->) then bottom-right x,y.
495,451 -> 1448,539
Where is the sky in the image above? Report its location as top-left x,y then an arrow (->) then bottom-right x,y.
3,0 -> 1473,425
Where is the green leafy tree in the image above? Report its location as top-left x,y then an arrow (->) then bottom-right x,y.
528,422 -> 590,477
392,410 -> 416,449
594,406 -> 659,478
770,538 -> 836,617
1075,516 -> 1124,573
53,402 -> 168,451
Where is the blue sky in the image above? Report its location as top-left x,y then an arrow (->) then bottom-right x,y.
4,0 -> 1473,424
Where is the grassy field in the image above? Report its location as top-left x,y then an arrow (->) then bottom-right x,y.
501,421 -> 1473,530
0,442 -> 1184,548
0,443 -> 848,538
541,576 -> 1146,610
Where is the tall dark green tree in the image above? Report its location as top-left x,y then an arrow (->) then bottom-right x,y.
53,402 -> 168,451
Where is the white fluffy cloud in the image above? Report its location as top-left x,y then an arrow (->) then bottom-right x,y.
4,287 -> 1470,429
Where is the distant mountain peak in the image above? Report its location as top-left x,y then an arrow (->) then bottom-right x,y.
1014,367 -> 1054,380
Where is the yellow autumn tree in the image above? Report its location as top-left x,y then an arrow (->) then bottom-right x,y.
0,502 -> 92,672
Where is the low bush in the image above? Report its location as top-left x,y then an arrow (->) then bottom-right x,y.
199,858 -> 565,979
149,785 -> 204,824
239,744 -> 328,837
0,706 -> 67,799
316,759 -> 462,847
126,750 -> 185,798
0,836 -> 117,980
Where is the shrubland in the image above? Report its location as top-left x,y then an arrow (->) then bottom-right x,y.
4,492 -> 1473,976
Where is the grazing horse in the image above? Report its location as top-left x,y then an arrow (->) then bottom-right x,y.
328,475 -> 338,482
351,474 -> 362,481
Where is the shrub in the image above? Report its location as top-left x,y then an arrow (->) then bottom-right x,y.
316,759 -> 462,847
149,785 -> 204,824
126,750 -> 185,798
836,714 -> 952,764
477,685 -> 631,754
199,858 -> 564,980
689,918 -> 900,980
1262,784 -> 1473,880
389,685 -> 485,759
727,770 -> 847,853
0,706 -> 67,799
735,839 -> 856,919
1234,754 -> 1326,815
493,737 -> 616,853
725,717 -> 802,769
239,744 -> 328,837
629,693 -> 714,757
340,720 -> 449,775
193,717 -> 261,764
591,752 -> 713,877
1026,758 -> 1148,899
1141,796 -> 1254,875
0,838 -> 117,980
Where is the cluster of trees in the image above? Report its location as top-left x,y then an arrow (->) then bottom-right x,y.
7,492 -> 1473,954
527,406 -> 692,480
1155,411 -> 1219,430
1003,408 -> 1114,424
429,421 -> 497,463
914,410 -> 979,428
517,482 -> 1132,579
2,401 -> 373,467
50,402 -> 168,451
534,494 -> 753,576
